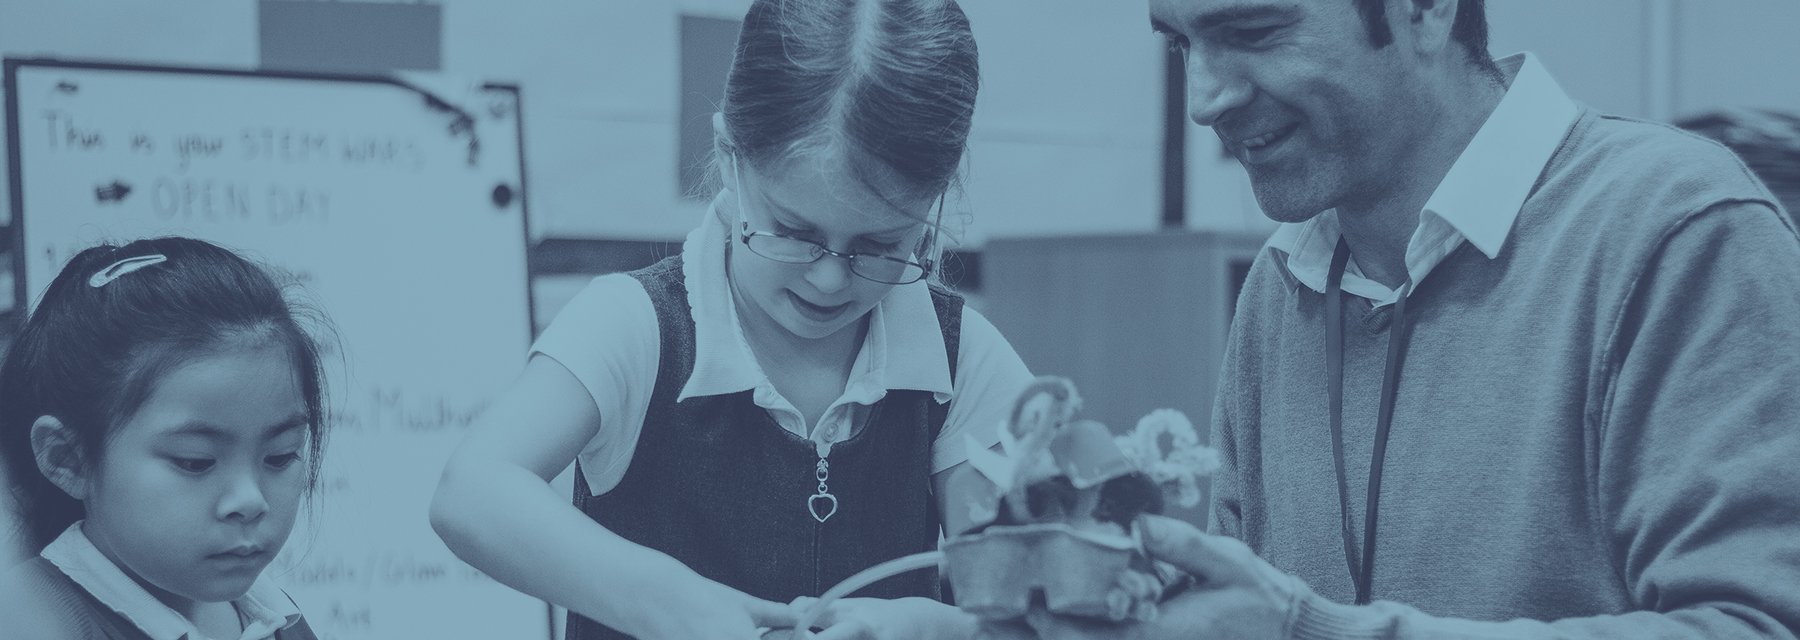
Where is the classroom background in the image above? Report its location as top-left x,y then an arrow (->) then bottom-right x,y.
2,1 -> 1798,638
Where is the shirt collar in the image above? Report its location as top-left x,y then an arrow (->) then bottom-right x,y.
1421,52 -> 1578,259
40,522 -> 301,640
678,195 -> 953,403
1268,52 -> 1580,295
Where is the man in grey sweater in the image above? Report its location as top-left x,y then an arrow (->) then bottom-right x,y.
1022,0 -> 1800,638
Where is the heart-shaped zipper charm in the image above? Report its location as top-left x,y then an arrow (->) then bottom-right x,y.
809,492 -> 838,523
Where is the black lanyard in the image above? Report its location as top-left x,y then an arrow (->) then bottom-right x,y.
1324,237 -> 1413,606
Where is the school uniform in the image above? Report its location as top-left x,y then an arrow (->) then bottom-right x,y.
531,205 -> 1033,640
0,523 -> 318,640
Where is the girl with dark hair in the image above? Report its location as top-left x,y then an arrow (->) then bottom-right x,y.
0,237 -> 330,640
431,0 -> 1033,638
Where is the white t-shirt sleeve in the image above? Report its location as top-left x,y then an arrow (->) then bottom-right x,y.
528,273 -> 660,496
932,304 -> 1034,473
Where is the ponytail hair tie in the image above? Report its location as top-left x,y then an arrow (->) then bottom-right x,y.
88,254 -> 168,287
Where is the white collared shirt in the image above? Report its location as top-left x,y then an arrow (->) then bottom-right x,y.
1266,53 -> 1581,306
40,523 -> 302,640
533,202 -> 1034,496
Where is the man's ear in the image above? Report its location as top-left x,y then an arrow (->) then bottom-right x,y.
30,416 -> 90,501
1397,0 -> 1458,57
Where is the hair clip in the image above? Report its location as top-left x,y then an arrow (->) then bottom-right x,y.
88,254 -> 168,287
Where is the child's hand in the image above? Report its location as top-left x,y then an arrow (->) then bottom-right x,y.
789,595 -> 979,640
625,576 -> 795,640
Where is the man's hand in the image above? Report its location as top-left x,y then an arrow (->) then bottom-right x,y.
1022,515 -> 1303,640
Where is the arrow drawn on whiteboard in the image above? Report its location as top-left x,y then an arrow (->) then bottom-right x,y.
392,74 -> 496,167
396,80 -> 478,167
419,88 -> 480,166
95,180 -> 133,204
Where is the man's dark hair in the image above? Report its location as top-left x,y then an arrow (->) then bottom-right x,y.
1354,0 -> 1503,82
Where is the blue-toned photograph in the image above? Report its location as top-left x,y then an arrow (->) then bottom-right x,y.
1,1 -> 1798,639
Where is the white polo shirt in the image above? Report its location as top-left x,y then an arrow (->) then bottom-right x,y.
533,206 -> 1035,496
40,523 -> 303,640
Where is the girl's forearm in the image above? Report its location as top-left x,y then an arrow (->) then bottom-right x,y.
429,455 -> 695,634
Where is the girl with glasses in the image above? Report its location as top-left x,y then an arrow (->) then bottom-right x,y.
430,1 -> 1034,638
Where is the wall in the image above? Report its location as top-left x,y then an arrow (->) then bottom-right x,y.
2,1 -> 1164,247
1673,1 -> 1800,116
8,1 -> 1797,243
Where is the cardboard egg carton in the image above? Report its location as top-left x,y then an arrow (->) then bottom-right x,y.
940,376 -> 1213,623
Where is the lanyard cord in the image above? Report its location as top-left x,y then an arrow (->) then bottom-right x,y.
1324,237 -> 1413,606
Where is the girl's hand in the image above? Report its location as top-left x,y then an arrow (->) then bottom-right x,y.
790,596 -> 980,640
623,575 -> 796,640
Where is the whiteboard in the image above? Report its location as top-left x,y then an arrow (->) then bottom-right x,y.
5,59 -> 547,640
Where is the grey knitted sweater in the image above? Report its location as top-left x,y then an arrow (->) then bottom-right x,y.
1212,109 -> 1800,638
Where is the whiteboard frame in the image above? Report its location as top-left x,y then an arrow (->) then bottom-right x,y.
2,56 -> 551,638
4,57 -> 538,333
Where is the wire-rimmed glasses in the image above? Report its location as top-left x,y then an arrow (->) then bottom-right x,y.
737,222 -> 933,285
